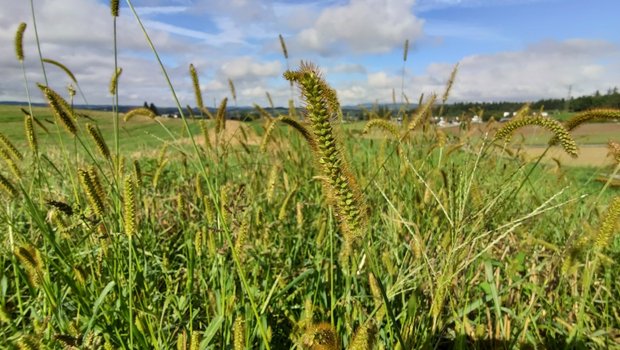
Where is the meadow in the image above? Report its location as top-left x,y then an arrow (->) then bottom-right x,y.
1,1 -> 620,349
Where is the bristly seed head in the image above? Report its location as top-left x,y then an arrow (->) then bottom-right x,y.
15,22 -> 27,62
110,0 -> 119,17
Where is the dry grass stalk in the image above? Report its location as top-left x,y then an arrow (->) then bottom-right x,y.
15,22 -> 27,62
608,141 -> 620,163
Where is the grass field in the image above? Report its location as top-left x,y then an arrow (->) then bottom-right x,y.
1,3 -> 620,350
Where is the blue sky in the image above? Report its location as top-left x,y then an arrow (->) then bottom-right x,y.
1,0 -> 619,106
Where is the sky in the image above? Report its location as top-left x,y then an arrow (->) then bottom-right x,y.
0,0 -> 619,107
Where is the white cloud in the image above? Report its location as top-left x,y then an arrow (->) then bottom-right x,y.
296,0 -> 424,55
218,57 -> 282,81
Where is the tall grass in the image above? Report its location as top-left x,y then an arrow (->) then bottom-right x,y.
1,3 -> 619,350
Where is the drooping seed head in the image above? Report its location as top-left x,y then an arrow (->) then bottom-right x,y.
38,84 -> 77,136
363,119 -> 400,139
123,107 -> 157,122
0,132 -> 23,161
494,116 -> 578,157
42,58 -> 77,83
0,173 -> 19,198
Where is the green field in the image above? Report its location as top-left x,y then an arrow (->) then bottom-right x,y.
2,5 -> 620,350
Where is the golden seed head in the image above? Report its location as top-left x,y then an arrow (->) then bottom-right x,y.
189,64 -> 204,110
109,67 -> 122,95
233,316 -> 245,350
408,94 -> 437,131
15,22 -> 27,62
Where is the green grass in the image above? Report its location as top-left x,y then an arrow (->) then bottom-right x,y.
1,4 -> 619,349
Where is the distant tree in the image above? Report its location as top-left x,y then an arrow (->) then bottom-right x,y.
149,102 -> 159,116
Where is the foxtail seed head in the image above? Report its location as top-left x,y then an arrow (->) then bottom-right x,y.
123,176 -> 137,237
403,39 -> 409,62
109,67 -> 122,95
15,245 -> 44,288
38,84 -> 77,136
278,34 -> 289,59
363,119 -> 400,139
0,148 -> 22,179
233,316 -> 245,350
123,107 -> 157,122
285,62 -> 366,268
349,322 -> 377,350
42,58 -> 77,83
301,323 -> 339,350
86,124 -> 111,160
494,116 -> 578,157
15,22 -> 27,62
189,64 -> 204,111
594,196 -> 620,251
215,97 -> 228,133
0,173 -> 19,198
408,94 -> 437,131
110,0 -> 119,16
0,132 -> 24,161
228,78 -> 237,103
78,169 -> 106,217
